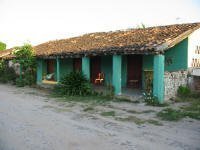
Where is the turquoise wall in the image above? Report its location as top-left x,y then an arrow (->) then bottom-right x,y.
82,57 -> 90,80
42,60 -> 47,75
60,58 -> 73,78
112,55 -> 122,95
164,38 -> 188,71
121,56 -> 127,87
153,55 -> 165,103
101,56 -> 113,85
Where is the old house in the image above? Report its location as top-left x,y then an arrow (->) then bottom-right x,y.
33,23 -> 200,102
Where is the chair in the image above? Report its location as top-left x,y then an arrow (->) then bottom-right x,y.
95,72 -> 105,84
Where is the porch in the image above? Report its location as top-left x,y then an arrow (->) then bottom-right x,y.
37,54 -> 165,102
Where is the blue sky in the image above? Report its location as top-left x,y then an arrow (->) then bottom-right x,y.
0,0 -> 200,48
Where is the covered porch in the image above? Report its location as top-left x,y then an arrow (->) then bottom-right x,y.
37,54 -> 165,102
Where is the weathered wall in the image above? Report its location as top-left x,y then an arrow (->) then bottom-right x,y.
60,58 -> 73,78
101,56 -> 113,85
164,70 -> 188,100
164,38 -> 188,71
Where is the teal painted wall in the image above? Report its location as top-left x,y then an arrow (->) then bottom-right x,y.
112,55 -> 122,95
42,60 -> 47,76
153,55 -> 165,103
164,38 -> 188,71
54,59 -> 57,80
56,58 -> 60,82
60,58 -> 73,78
101,56 -> 113,85
82,57 -> 90,80
121,56 -> 127,87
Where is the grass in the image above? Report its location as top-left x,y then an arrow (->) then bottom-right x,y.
116,116 -> 162,126
100,111 -> 116,117
157,108 -> 184,121
157,93 -> 200,121
52,94 -> 134,106
83,107 -> 95,112
115,116 -> 145,125
127,109 -> 156,114
146,119 -> 163,126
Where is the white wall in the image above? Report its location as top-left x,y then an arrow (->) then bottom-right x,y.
188,28 -> 200,68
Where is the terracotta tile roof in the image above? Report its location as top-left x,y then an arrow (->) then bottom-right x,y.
0,49 -> 14,59
19,23 -> 200,58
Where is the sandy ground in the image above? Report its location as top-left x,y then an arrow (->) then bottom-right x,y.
0,84 -> 200,150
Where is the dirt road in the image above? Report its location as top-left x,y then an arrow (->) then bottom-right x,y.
0,84 -> 199,150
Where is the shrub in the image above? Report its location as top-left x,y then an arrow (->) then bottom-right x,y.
143,92 -> 159,105
177,86 -> 191,97
0,60 -> 17,83
54,71 -> 92,96
13,44 -> 36,87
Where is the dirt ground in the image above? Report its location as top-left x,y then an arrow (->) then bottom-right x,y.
0,84 -> 200,150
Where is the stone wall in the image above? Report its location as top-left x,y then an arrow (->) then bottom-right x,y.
164,70 -> 188,100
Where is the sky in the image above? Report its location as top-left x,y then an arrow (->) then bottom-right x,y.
0,0 -> 200,48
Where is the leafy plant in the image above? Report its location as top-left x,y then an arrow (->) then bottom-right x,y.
143,92 -> 168,107
13,44 -> 36,86
54,71 -> 92,96
143,92 -> 159,105
0,41 -> 6,50
177,86 -> 191,97
0,60 -> 17,83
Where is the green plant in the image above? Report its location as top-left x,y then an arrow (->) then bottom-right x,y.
143,92 -> 168,107
0,41 -> 6,50
13,44 -> 36,86
0,60 -> 17,83
157,108 -> 184,121
54,71 -> 92,96
177,86 -> 191,97
143,92 -> 159,105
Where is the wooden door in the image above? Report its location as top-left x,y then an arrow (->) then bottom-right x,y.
47,59 -> 55,74
127,55 -> 142,88
91,57 -> 101,83
73,58 -> 82,71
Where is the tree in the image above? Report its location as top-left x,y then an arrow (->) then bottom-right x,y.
13,44 -> 36,86
0,41 -> 6,50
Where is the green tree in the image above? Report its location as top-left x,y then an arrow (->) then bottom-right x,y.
13,43 -> 36,86
0,41 -> 6,50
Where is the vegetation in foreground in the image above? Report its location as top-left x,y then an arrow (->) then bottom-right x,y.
0,44 -> 36,87
157,86 -> 200,121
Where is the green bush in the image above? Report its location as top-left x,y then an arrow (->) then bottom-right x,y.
54,71 -> 92,96
157,108 -> 184,121
13,44 -> 36,87
143,92 -> 159,105
177,86 -> 191,97
0,61 -> 17,83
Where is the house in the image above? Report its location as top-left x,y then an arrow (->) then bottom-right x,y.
32,23 -> 200,102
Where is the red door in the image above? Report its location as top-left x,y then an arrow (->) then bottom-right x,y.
127,55 -> 142,88
91,57 -> 101,83
47,59 -> 55,74
73,58 -> 82,71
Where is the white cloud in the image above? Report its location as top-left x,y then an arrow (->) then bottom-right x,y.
0,0 -> 199,48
